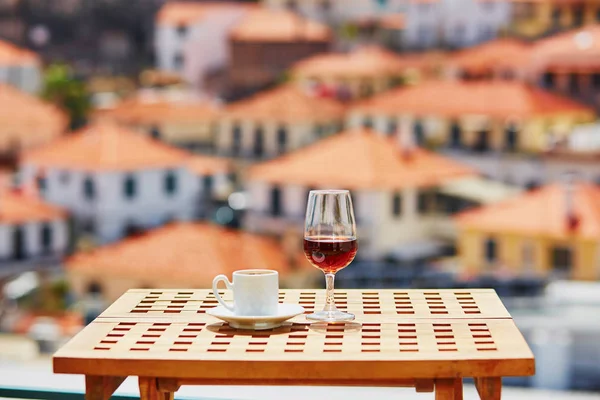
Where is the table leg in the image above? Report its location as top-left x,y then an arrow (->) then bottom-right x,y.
475,377 -> 501,400
139,377 -> 175,400
435,378 -> 462,400
85,375 -> 125,400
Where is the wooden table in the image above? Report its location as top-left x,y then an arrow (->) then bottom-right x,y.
53,289 -> 535,400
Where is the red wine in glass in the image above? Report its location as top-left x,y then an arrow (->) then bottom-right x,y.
303,237 -> 357,274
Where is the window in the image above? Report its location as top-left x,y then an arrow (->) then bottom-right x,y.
573,5 -> 584,27
593,73 -> 600,89
203,175 -> 213,196
176,24 -> 187,37
8,67 -> 20,86
254,126 -> 264,158
173,52 -> 184,69
505,124 -> 518,152
417,191 -> 432,214
596,8 -> 600,22
387,119 -> 398,136
150,126 -> 161,140
551,246 -> 573,276
413,120 -> 425,145
277,126 -> 287,153
36,175 -> 47,194
40,223 -> 52,253
484,238 -> 497,263
123,174 -> 137,199
542,72 -> 555,88
363,116 -> 373,130
83,176 -> 95,200
450,121 -> 462,148
12,225 -> 25,260
314,124 -> 325,138
164,170 -> 178,196
232,124 -> 242,156
270,186 -> 282,217
392,192 -> 402,217
551,7 -> 561,27
87,282 -> 103,295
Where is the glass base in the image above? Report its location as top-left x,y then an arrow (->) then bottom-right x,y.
306,310 -> 355,322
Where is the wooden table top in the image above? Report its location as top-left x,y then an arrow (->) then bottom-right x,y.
53,289 -> 534,383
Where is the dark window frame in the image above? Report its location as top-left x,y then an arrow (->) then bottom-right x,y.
277,125 -> 287,153
40,223 -> 53,253
123,174 -> 137,200
83,176 -> 96,201
392,192 -> 402,217
164,170 -> 178,196
484,238 -> 497,263
270,186 -> 282,217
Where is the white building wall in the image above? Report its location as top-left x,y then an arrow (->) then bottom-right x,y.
0,219 -> 68,259
21,164 -> 197,244
263,0 -> 405,23
0,64 -> 41,93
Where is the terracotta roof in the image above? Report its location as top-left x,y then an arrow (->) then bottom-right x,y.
455,183 -> 600,240
0,84 -> 68,150
292,46 -> 421,78
0,189 -> 66,224
97,92 -> 220,125
448,39 -> 532,73
378,14 -> 405,30
0,40 -> 39,66
531,25 -> 600,70
352,81 -> 594,118
249,129 -> 477,189
230,9 -> 331,42
225,84 -> 345,123
66,223 -> 292,287
23,122 -> 190,172
187,155 -> 232,176
156,1 -> 253,26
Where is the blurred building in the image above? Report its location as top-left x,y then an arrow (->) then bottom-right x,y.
455,181 -> 600,280
444,38 -> 531,81
0,39 -> 41,93
186,155 -> 234,218
154,1 -> 253,91
216,84 -> 345,159
349,81 -> 594,153
246,129 -> 479,260
229,9 -> 332,94
291,46 -> 436,100
0,188 -> 68,279
263,0 -> 405,25
20,123 -> 199,244
0,84 -> 67,166
403,0 -> 512,50
530,26 -> 600,109
66,222 -> 295,302
510,0 -> 600,39
94,90 -> 222,152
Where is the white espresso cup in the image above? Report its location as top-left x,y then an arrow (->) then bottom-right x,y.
212,269 -> 279,316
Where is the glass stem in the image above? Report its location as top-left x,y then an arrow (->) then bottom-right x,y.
324,273 -> 337,312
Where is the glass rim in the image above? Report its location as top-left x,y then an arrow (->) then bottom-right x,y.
309,189 -> 350,195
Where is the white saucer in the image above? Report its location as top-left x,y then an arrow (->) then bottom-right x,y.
206,303 -> 305,330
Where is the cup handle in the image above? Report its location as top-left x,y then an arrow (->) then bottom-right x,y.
212,275 -> 234,312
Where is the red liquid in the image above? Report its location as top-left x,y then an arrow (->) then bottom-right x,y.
303,238 -> 357,274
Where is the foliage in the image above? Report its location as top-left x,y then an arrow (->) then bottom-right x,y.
42,64 -> 91,130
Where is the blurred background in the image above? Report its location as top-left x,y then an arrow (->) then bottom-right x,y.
0,0 -> 599,398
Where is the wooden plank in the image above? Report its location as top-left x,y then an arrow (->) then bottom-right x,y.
475,377 -> 501,400
139,377 -> 175,400
84,375 -> 125,400
415,379 -> 435,392
96,289 -> 511,321
454,378 -> 463,400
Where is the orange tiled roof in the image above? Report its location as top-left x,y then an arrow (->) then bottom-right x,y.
225,84 -> 345,123
97,92 -> 220,125
352,81 -> 594,118
23,122 -> 190,171
66,223 -> 292,287
0,189 -> 66,224
230,9 -> 331,42
0,84 -> 67,150
455,183 -> 600,240
292,46 -> 423,78
156,1 -> 254,26
187,155 -> 232,176
249,129 -> 477,189
531,25 -> 600,70
0,40 -> 39,66
448,39 -> 532,73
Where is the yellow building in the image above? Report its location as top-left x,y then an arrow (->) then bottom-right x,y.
95,91 -> 221,151
349,81 -> 595,153
455,182 -> 600,280
511,0 -> 600,38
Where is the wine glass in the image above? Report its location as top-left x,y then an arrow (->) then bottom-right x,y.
304,190 -> 357,322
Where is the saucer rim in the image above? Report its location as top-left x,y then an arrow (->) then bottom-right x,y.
206,303 -> 305,320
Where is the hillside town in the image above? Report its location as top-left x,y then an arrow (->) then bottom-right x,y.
0,0 -> 600,394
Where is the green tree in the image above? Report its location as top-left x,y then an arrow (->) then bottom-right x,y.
42,64 -> 91,130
